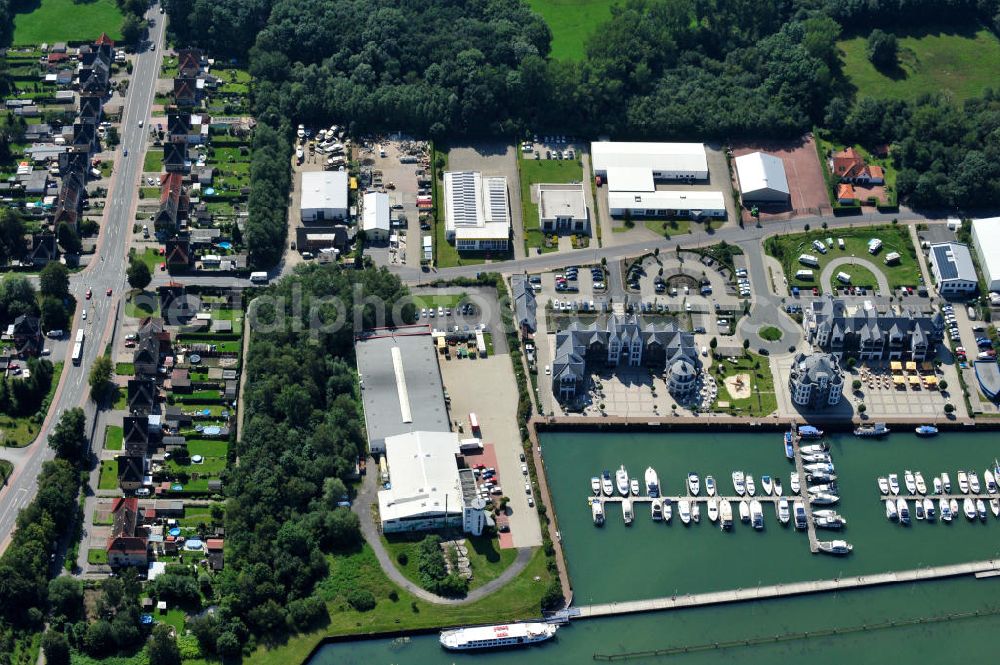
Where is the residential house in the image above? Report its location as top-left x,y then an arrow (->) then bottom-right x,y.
28,234 -> 57,266
155,172 -> 189,233
836,183 -> 857,205
58,149 -> 89,177
133,337 -> 160,378
176,48 -> 203,78
117,455 -> 145,492
165,239 -> 192,271
169,369 -> 191,393
510,274 -> 537,337
167,112 -> 192,141
106,497 -> 148,567
788,352 -> 844,410
295,225 -> 349,254
53,170 -> 85,232
139,317 -> 171,354
804,296 -> 944,361
127,378 -> 157,415
191,166 -> 214,186
9,315 -> 44,356
24,123 -> 52,141
829,147 -> 884,185
78,94 -> 102,122
173,77 -> 197,107
159,283 -> 198,323
72,121 -> 97,153
123,416 -> 151,457
163,140 -> 189,174
189,228 -> 220,248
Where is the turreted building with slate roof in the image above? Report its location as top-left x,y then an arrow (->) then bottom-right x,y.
788,352 -> 844,409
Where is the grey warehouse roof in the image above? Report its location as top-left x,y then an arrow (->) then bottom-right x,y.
930,242 -> 976,282
511,274 -> 537,333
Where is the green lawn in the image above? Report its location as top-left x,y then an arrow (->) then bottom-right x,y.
87,548 -> 109,565
838,27 -> 1000,102
759,326 -> 782,342
92,510 -> 113,526
826,263 -> 881,292
526,0 -> 616,61
104,425 -> 123,451
519,155 -> 587,253
765,224 -> 921,290
98,460 -> 118,490
125,288 -> 160,319
166,455 -> 227,476
381,533 -> 517,593
0,362 -> 63,448
248,545 -> 551,665
712,352 -> 777,417
12,0 -> 124,45
186,439 -> 229,457
411,293 -> 466,311
115,362 -> 134,377
143,151 -> 163,173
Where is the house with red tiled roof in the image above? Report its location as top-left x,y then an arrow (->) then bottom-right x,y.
829,147 -> 885,185
95,33 -> 115,47
837,183 -> 857,205
106,497 -> 148,567
155,172 -> 189,233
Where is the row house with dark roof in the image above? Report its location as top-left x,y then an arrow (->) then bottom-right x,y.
53,169 -> 85,232
124,416 -> 152,457
106,497 -> 148,567
163,140 -> 189,174
8,315 -> 44,356
128,378 -> 157,415
177,48 -> 203,78
155,173 -> 189,233
173,77 -> 198,108
28,234 -> 57,266
117,455 -> 144,492
165,239 -> 192,271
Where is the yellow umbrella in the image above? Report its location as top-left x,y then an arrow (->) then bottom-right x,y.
890,361 -> 903,372
905,361 -> 917,371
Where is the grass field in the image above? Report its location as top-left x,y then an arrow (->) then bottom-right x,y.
519,155 -> 587,253
410,293 -> 466,311
104,425 -> 123,451
712,352 -> 777,417
0,361 -> 63,448
87,548 -> 108,565
13,0 -> 124,45
838,27 -> 1000,102
527,0 -> 616,61
759,326 -> 783,342
381,533 -> 518,593
827,263 -> 881,292
0,459 -> 12,484
98,460 -> 118,490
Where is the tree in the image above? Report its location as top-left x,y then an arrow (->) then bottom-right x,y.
127,258 -> 152,291
709,337 -> 718,350
0,210 -> 27,265
41,630 -> 70,665
852,379 -> 862,391
0,275 -> 39,321
216,631 -> 241,658
866,29 -> 898,70
944,403 -> 955,414
89,355 -> 114,403
84,620 -> 115,657
56,222 -> 82,255
121,14 -> 146,46
322,477 -> 348,507
39,261 -> 69,298
858,404 -> 867,414
939,380 -> 948,391
48,407 -> 87,463
47,576 -> 84,621
148,624 -> 181,665
41,296 -> 69,333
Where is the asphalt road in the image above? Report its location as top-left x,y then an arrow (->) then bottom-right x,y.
0,12 -> 166,552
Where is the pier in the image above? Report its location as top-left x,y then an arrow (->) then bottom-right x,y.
791,435 -> 821,552
571,558 -> 1000,619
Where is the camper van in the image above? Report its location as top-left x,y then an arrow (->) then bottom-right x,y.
812,240 -> 828,254
868,238 -> 882,254
836,272 -> 852,284
795,269 -> 815,280
798,254 -> 820,268
884,251 -> 901,265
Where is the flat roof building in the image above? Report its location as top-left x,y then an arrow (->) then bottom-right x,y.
734,152 -> 790,204
928,242 -> 977,295
608,190 -> 726,219
591,142 -> 708,180
362,191 -> 390,241
443,171 -> 511,252
300,171 -> 348,222
355,329 -> 451,454
971,218 -> 1000,291
537,183 -> 588,233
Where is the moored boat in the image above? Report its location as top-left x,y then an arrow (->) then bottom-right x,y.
914,472 -> 927,495
969,471 -> 981,495
630,479 -> 640,496
985,469 -> 998,495
750,499 -> 764,530
808,483 -> 837,495
691,501 -> 701,523
651,498 -> 663,522
942,472 -> 952,493
877,477 -> 890,495
963,497 -> 977,520
804,462 -> 835,474
601,470 -> 614,497
915,425 -> 938,436
720,499 -> 733,530
976,498 -> 987,520
732,471 -> 746,496
793,501 -> 807,529
903,470 -> 917,495
679,499 -> 691,525
705,475 -> 716,497
784,432 -> 795,460
940,498 -> 952,522
591,500 -> 605,526
773,477 -> 783,497
950,498 -> 959,518
885,499 -> 898,521
777,497 -> 790,525
707,498 -> 719,523
854,422 -> 890,438
897,498 -> 910,524
888,473 -> 900,495
958,470 -> 970,494
923,497 -> 935,521
814,515 -> 846,530
663,497 -> 673,522
800,443 -> 829,454
991,498 -> 1000,518
817,540 -> 853,555
806,471 -> 837,483
801,453 -> 832,464
687,472 -> 701,496
622,498 -> 634,525
616,466 -> 629,497
933,476 -> 943,495
810,492 -> 839,505
746,475 -> 757,497
591,477 -> 601,495
739,500 -> 751,523
914,501 -> 925,520
790,473 -> 801,494
798,425 -> 824,439
761,475 -> 774,496
439,622 -> 558,650
645,467 -> 660,498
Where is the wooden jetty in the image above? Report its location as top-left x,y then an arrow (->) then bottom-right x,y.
791,435 -> 821,552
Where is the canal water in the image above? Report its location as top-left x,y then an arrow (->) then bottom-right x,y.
309,431 -> 1000,664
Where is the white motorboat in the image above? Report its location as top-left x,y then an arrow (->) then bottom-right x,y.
940,498 -> 952,522
705,475 -> 716,497
932,476 -> 943,495
976,498 -> 987,520
808,483 -> 837,495
801,453 -> 832,464
914,471 -> 927,495
800,443 -> 829,454
923,497 -> 935,521
888,473 -> 900,495
739,500 -> 751,523
885,499 -> 898,521
720,499 -> 733,530
651,498 -> 663,522
777,497 -> 790,525
804,463 -> 835,474
991,498 -> 1000,518
591,500 -> 605,526
601,470 -> 614,497
440,622 -> 557,651
810,493 -> 840,505
813,509 -> 845,522
914,501 -> 925,520
793,501 -> 807,529
963,497 -> 977,520
985,469 -> 998,495
773,477 -> 783,497
950,498 -> 959,518
897,498 -> 910,524
942,472 -> 952,493
616,466 -> 630,497
591,477 -> 601,495
687,472 -> 701,496
817,540 -> 853,555
732,471 -> 746,496
969,471 -> 981,495
707,498 -> 719,523
790,473 -> 801,494
691,501 -> 701,523
750,499 -> 764,530
645,467 -> 660,498
904,470 -> 917,495
761,475 -> 774,496
746,475 -> 757,497
877,477 -> 890,495
662,497 -> 673,522
622,498 -> 634,525
815,515 -> 846,530
679,499 -> 691,525
806,471 -> 837,483
630,478 -> 640,496
958,470 -> 970,494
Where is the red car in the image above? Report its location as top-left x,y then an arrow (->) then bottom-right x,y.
85,288 -> 92,299
106,288 -> 112,296
812,287 -> 819,296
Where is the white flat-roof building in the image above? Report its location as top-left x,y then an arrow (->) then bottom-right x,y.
300,171 -> 348,222
443,171 -> 511,252
605,167 -> 655,193
361,191 -> 390,241
377,431 -> 487,535
591,142 -> 708,180
928,242 -> 977,295
608,190 -> 726,219
734,152 -> 790,204
537,183 -> 588,233
971,218 -> 1000,291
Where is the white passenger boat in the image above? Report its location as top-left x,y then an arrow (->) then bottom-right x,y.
991,498 -> 1000,518
601,470 -> 614,497
707,498 -> 719,523
622,498 -> 634,525
705,475 -> 716,497
793,501 -> 807,530
808,483 -> 837,495
591,477 -> 601,495
773,477 -> 783,497
679,499 -> 691,525
777,497 -> 790,525
950,498 -> 960,518
914,471 -> 927,495
804,463 -> 835,474
914,501 -> 925,520
732,471 -> 746,496
800,443 -> 829,454
720,499 -> 733,530
942,472 -> 952,493
591,499 -> 605,526
790,473 -> 801,494
810,493 -> 840,505
940,498 -> 952,522
691,501 -> 701,523
985,469 -> 998,495
904,470 -> 917,495
651,498 -> 663,522
806,471 -> 837,483
645,467 -> 660,498
932,476 -> 943,495
616,466 -> 630,497
813,509 -> 846,524
746,475 -> 757,497
801,453 -> 832,464
814,515 -> 846,530
439,622 -> 558,650
630,479 -> 640,496
877,477 -> 890,495
963,497 -> 977,520
761,475 -> 774,496
817,540 -> 853,555
976,498 -> 987,520
923,497 -> 935,521
739,500 -> 751,523
687,472 -> 701,496
888,473 -> 900,495
897,498 -> 910,524
969,471 -> 981,495
885,499 -> 898,521
958,470 -> 970,494
663,497 -> 673,522
750,499 -> 764,530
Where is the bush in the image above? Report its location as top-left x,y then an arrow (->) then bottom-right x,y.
396,551 -> 408,566
346,588 -> 376,612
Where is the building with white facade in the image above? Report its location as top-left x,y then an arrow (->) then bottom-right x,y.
971,218 -> 1000,291
734,152 -> 790,204
361,191 -> 391,241
538,183 -> 588,233
788,352 -> 844,409
300,171 -> 348,222
928,242 -> 977,295
591,142 -> 708,180
607,190 -> 726,219
443,171 -> 510,252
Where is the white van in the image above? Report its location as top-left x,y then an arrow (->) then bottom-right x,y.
812,240 -> 827,254
798,254 -> 819,268
836,272 -> 852,284
795,269 -> 814,280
